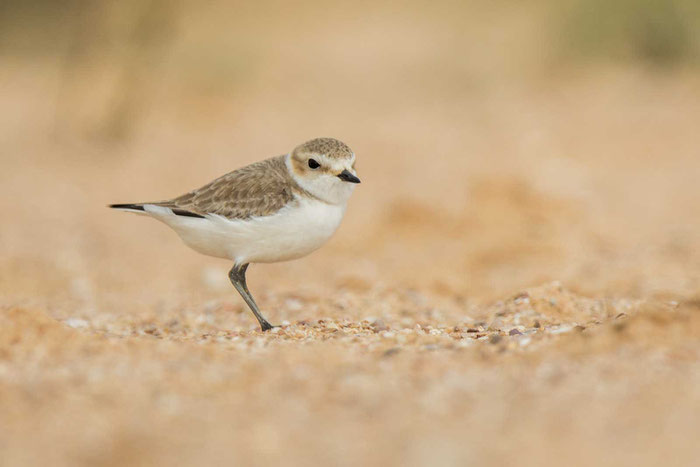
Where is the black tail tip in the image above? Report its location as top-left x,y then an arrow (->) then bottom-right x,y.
109,203 -> 145,211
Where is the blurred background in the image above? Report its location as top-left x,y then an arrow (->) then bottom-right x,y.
1,1 -> 700,465
1,0 -> 699,301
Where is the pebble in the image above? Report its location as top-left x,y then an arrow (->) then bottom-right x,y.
371,319 -> 389,332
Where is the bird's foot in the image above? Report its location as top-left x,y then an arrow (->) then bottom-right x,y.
259,321 -> 278,332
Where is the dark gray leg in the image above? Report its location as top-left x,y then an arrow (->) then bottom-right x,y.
228,264 -> 274,331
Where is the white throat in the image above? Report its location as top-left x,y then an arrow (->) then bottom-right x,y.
285,154 -> 356,205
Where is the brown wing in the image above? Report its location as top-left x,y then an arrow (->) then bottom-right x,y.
156,156 -> 299,219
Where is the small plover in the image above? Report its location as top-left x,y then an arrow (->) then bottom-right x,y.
110,137 -> 360,331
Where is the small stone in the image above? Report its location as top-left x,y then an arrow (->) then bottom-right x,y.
513,292 -> 529,301
508,329 -> 522,336
371,319 -> 389,332
550,325 -> 574,335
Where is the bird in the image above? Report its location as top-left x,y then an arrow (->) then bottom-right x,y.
110,137 -> 360,331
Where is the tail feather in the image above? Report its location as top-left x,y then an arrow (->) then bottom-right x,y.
109,203 -> 146,212
109,203 -> 205,218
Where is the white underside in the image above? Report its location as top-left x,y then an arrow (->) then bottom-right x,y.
131,197 -> 347,265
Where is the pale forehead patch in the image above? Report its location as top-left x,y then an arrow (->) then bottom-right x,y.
293,137 -> 354,160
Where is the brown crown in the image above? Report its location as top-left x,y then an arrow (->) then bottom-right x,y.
292,138 -> 353,160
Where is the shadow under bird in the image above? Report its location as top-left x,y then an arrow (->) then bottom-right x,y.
110,137 -> 360,331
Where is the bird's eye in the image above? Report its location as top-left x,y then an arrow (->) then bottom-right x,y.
308,159 -> 320,169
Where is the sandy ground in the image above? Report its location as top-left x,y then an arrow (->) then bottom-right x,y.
2,2 -> 700,465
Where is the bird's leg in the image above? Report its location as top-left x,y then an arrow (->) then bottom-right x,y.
228,263 -> 275,332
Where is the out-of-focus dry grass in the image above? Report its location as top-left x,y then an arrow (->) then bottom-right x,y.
1,1 -> 700,466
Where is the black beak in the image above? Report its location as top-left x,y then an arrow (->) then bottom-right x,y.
338,169 -> 361,184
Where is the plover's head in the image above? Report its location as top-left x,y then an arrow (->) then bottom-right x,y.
287,137 -> 360,205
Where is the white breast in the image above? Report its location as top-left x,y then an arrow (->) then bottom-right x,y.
142,197 -> 347,265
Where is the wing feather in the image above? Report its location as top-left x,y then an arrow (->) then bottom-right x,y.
154,156 -> 300,219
